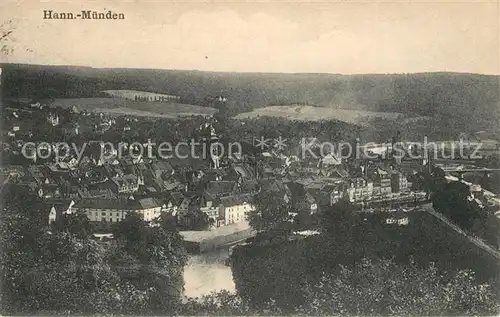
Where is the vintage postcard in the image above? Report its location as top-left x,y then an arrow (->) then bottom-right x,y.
0,0 -> 499,316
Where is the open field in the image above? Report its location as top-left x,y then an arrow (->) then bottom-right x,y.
51,97 -> 217,118
103,89 -> 180,101
234,105 -> 403,125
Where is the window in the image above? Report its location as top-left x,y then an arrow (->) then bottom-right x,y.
102,212 -> 106,216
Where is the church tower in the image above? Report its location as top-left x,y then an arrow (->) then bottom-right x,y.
202,122 -> 221,169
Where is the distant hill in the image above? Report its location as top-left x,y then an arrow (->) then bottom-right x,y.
2,63 -> 499,132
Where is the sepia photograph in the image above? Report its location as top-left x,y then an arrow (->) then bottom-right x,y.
0,0 -> 499,315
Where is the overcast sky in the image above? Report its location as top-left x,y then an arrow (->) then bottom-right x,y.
1,1 -> 498,74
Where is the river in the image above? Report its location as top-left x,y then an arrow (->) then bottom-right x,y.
183,246 -> 235,298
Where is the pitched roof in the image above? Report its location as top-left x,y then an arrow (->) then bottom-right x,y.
74,198 -> 133,210
232,164 -> 254,179
326,168 -> 349,179
205,181 -> 236,196
239,179 -> 259,193
286,182 -> 306,197
219,194 -> 254,207
74,197 -> 160,210
150,160 -> 173,174
259,178 -> 288,193
321,153 -> 342,165
155,173 -> 183,190
168,157 -> 210,170
46,198 -> 74,210
165,191 -> 185,206
138,197 -> 162,209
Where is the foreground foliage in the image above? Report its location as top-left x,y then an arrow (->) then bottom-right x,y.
1,186 -> 499,315
230,200 -> 500,316
0,187 -> 187,315
184,259 -> 499,316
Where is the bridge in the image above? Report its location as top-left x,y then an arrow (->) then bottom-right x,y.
420,204 -> 500,261
441,167 -> 500,173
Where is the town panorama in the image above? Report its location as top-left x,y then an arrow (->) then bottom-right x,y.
1,2 -> 499,316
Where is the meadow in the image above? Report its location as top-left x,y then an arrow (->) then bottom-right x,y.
235,104 -> 403,125
103,89 -> 180,100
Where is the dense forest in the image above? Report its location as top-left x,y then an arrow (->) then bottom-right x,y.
2,64 -> 499,132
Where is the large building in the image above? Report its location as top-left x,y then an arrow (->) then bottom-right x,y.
371,168 -> 392,197
391,171 -> 409,193
346,177 -> 373,203
329,182 -> 347,205
176,193 -> 255,228
74,197 -> 162,223
219,195 -> 255,226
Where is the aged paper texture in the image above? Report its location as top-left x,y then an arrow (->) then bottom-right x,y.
1,1 -> 499,316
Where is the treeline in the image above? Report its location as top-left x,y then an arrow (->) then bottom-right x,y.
2,64 -> 499,131
0,185 -> 188,315
184,260 -> 498,316
223,116 -> 361,146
